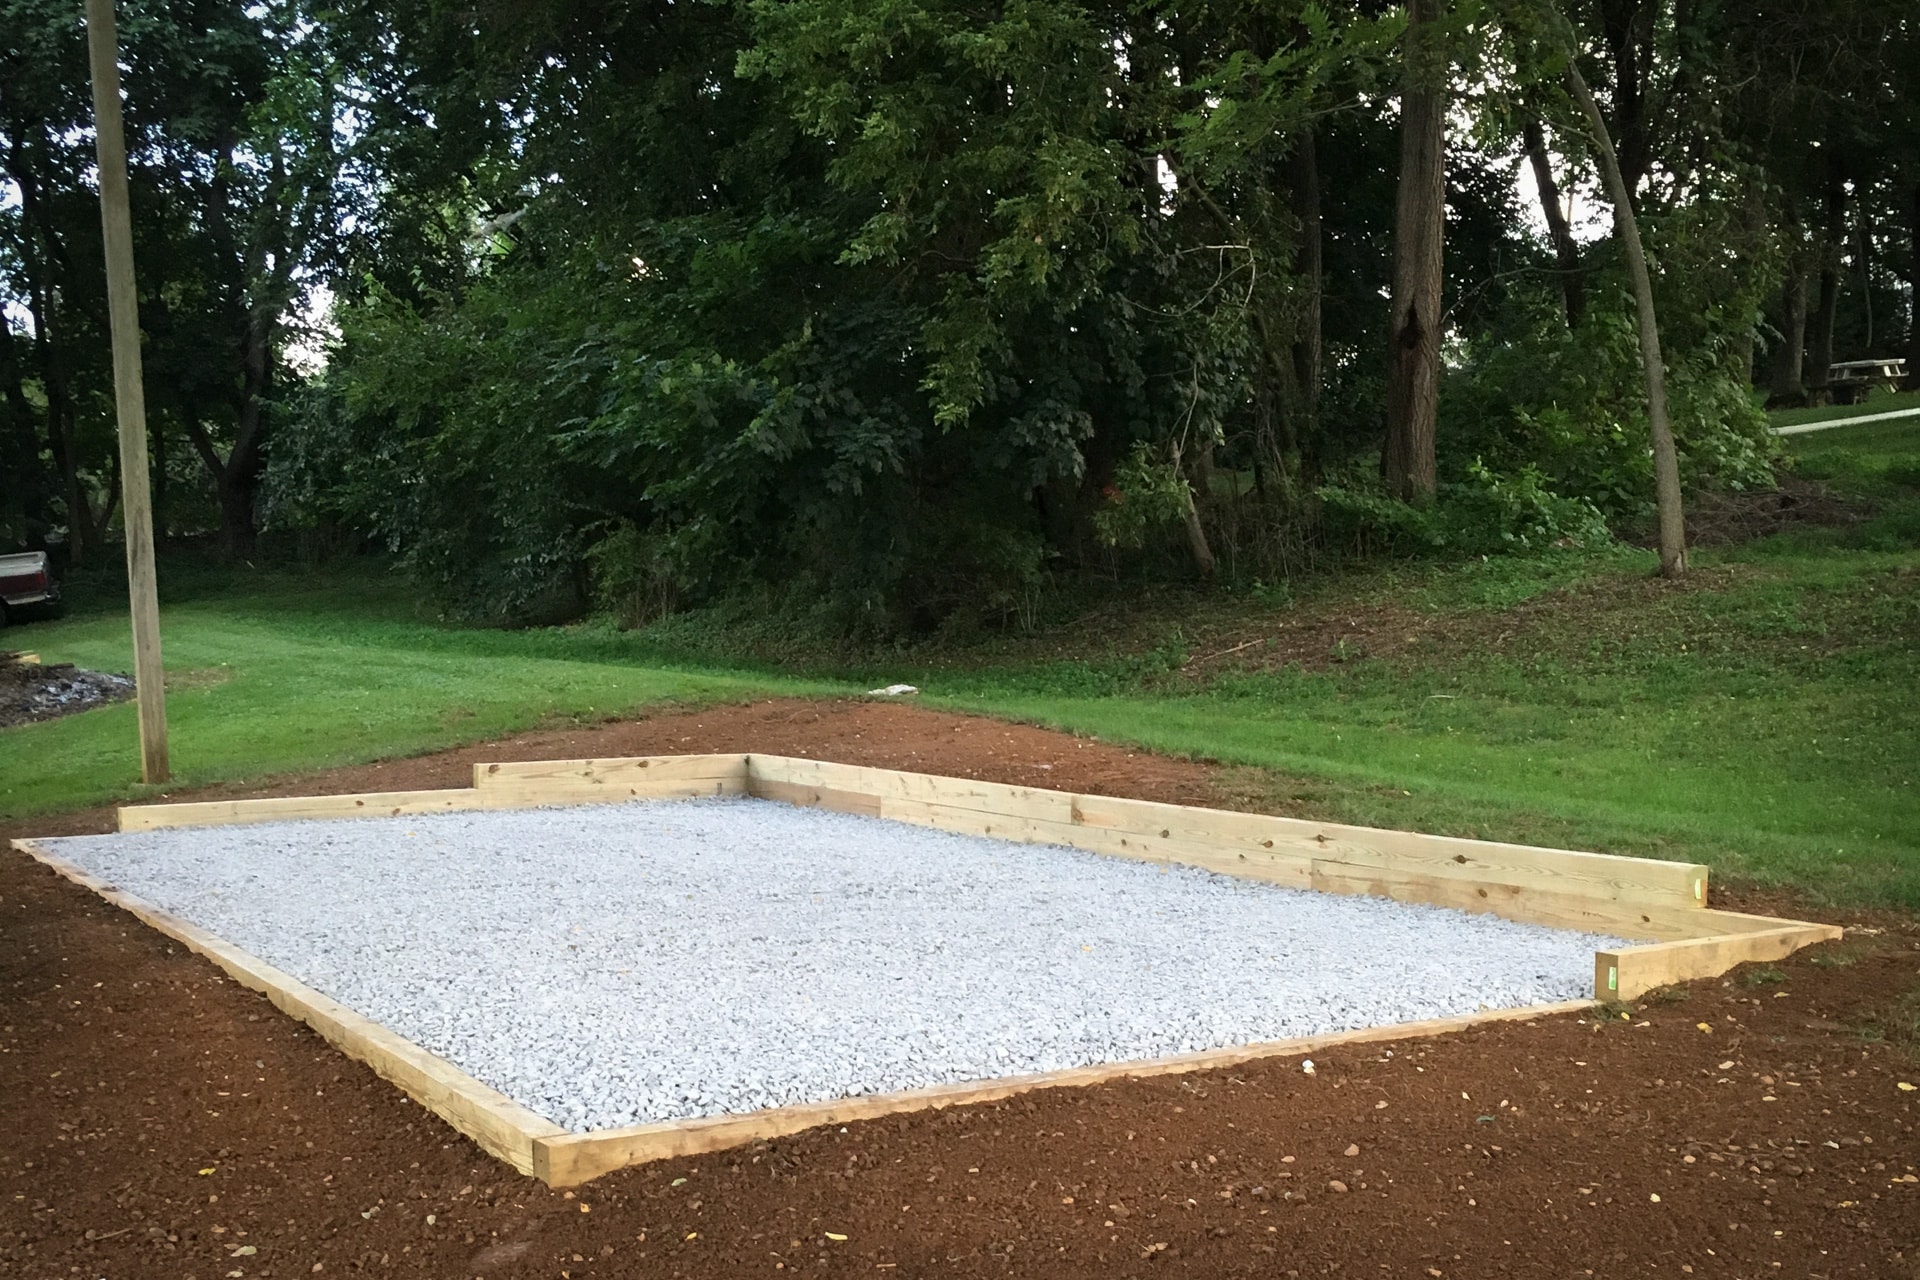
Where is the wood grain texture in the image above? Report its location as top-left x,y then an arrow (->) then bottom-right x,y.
1597,921 -> 1845,1001
474,754 -> 750,790
11,837 -> 562,1174
85,0 -> 168,784
744,757 -> 1707,910
117,788 -> 516,832
749,756 -> 1074,823
479,777 -> 744,807
745,777 -> 884,818
531,998 -> 1599,1186
1072,792 -> 1707,910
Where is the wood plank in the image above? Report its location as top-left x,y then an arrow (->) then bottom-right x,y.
745,755 -> 1707,913
749,755 -> 1075,823
746,778 -> 883,818
120,778 -> 743,832
12,838 -> 562,1174
480,777 -> 745,806
474,754 -> 750,790
877,797 -> 1315,890
1304,863 -> 1728,941
1073,793 -> 1707,911
118,788 -> 515,832
531,997 -> 1598,1186
1597,921 -> 1844,1001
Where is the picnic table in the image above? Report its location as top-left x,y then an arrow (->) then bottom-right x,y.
1825,357 -> 1908,404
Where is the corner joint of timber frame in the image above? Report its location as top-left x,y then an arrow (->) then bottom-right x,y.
1594,920 -> 1844,1003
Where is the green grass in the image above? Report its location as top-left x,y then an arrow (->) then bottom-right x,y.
5,423 -> 1916,909
1768,388 -> 1920,430
0,566 -> 842,820
1785,418 -> 1920,498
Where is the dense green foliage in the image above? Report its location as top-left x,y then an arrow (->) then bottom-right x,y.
4,1 -> 1917,629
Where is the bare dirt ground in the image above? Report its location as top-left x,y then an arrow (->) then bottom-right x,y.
4,699 -> 1918,1279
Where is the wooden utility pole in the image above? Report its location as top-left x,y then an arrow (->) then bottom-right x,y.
85,0 -> 169,781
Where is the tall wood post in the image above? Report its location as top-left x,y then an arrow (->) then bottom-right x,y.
85,0 -> 169,782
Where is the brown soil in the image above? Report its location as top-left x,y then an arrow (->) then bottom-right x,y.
5,699 -> 1918,1279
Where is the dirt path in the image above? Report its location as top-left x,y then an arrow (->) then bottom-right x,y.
5,699 -> 1918,1278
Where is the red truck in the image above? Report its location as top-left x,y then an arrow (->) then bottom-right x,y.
0,551 -> 61,627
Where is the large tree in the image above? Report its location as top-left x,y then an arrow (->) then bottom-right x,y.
1382,0 -> 1448,503
0,0 -> 346,556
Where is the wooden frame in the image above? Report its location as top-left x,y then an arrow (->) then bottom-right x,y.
14,753 -> 1840,1187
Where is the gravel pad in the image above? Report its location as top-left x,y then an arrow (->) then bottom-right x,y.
44,799 -> 1625,1132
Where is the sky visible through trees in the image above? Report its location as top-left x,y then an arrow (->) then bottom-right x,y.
1,0 -> 1914,629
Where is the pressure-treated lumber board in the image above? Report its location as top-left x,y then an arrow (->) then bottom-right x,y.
1304,863 -> 1733,942
530,997 -> 1598,1187
742,760 -> 1708,935
741,756 -> 1706,911
118,788 -> 517,832
479,777 -> 744,807
11,838 -> 565,1174
749,755 -> 1074,823
1071,792 -> 1707,911
879,796 -> 1318,890
1597,921 -> 1845,1002
474,754 -> 749,791
117,762 -> 747,834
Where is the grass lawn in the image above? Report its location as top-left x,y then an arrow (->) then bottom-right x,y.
929,545 -> 1918,905
0,568 -> 843,821
1768,388 -> 1920,430
6,419 -> 1916,908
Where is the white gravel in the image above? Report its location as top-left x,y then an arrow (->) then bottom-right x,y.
43,798 -> 1622,1132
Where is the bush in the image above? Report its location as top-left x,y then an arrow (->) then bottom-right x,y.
1442,286 -> 1778,527
1317,459 -> 1612,557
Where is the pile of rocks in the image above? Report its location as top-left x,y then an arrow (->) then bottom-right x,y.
1,651 -> 133,728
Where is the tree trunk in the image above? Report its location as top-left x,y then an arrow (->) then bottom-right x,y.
1853,205 -> 1872,350
1805,177 -> 1847,397
1382,0 -> 1447,504
1807,264 -> 1840,397
1597,0 -> 1653,204
1290,126 -> 1324,426
1566,59 -> 1686,579
1737,180 -> 1766,384
151,417 -> 168,544
1768,268 -> 1808,402
1523,117 -> 1585,328
1807,176 -> 1845,392
1181,488 -> 1217,579
217,471 -> 258,556
1910,181 -> 1920,391
22,283 -> 90,567
1172,438 -> 1217,579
